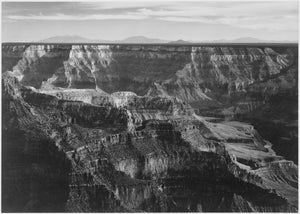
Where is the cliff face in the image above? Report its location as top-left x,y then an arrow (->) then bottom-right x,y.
2,74 -> 72,212
4,45 -> 296,101
2,45 -> 27,73
4,44 -> 297,149
2,44 -> 298,212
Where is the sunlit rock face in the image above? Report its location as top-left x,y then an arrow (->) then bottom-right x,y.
4,45 -> 295,101
2,45 -> 27,73
2,44 -> 298,212
8,45 -> 71,88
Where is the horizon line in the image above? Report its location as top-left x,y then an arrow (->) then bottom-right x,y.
2,42 -> 298,47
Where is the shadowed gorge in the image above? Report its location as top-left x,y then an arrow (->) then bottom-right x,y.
2,43 -> 298,212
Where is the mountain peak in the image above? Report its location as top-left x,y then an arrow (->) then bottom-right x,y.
120,36 -> 169,43
169,39 -> 190,44
40,35 -> 92,43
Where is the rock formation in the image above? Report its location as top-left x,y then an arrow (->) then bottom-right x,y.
2,43 -> 298,212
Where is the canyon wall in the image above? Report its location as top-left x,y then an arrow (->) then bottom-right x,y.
3,44 -> 297,161
3,44 -> 297,102
2,44 -> 298,212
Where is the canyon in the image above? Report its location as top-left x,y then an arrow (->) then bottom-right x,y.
2,43 -> 298,212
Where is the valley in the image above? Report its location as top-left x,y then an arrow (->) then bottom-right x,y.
2,43 -> 298,212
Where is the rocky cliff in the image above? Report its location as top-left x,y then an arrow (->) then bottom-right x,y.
3,45 -> 296,100
3,44 -> 298,161
2,43 -> 298,212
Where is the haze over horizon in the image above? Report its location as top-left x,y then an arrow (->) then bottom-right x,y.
2,1 -> 298,42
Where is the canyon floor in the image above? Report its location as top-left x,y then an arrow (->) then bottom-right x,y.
1,43 -> 298,212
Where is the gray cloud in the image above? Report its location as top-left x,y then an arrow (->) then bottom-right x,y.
2,1 -> 298,42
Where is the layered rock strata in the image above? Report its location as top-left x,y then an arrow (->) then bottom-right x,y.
2,43 -> 298,212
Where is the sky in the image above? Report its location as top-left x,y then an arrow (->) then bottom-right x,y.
1,1 -> 298,42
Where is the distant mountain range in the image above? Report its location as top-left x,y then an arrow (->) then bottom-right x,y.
120,36 -> 169,43
38,35 -> 297,44
39,35 -> 169,44
202,37 -> 297,44
168,39 -> 191,44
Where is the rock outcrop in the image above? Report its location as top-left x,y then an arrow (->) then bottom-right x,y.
2,43 -> 298,212
4,45 -> 296,101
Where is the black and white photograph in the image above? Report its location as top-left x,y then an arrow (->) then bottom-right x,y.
1,0 -> 299,212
